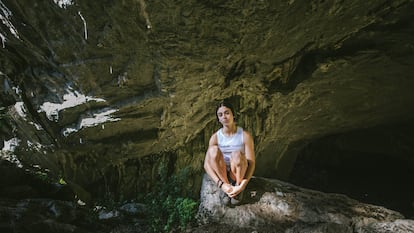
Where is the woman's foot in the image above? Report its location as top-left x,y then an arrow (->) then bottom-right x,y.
217,183 -> 231,206
219,190 -> 231,206
220,182 -> 233,193
230,190 -> 244,205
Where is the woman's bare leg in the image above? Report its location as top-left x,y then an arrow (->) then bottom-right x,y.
204,145 -> 232,193
230,151 -> 248,186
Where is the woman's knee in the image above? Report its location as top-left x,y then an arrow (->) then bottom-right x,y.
231,151 -> 246,165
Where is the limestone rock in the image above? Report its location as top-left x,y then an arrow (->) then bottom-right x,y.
1,0 -> 414,207
197,174 -> 413,232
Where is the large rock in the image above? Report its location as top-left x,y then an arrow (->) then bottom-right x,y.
197,174 -> 414,232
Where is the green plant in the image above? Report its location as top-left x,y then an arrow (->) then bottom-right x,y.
145,162 -> 198,232
175,197 -> 198,229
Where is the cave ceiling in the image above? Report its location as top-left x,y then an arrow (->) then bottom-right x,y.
1,0 -> 414,192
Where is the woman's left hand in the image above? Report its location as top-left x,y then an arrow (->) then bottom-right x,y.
228,184 -> 244,198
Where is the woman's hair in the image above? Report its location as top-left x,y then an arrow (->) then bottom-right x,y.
215,100 -> 236,122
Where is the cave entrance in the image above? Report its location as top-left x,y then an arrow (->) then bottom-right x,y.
288,121 -> 414,219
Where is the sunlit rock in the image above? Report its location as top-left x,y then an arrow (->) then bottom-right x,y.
197,174 -> 414,232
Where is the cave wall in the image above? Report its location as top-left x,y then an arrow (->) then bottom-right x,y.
1,0 -> 414,200
289,120 -> 414,218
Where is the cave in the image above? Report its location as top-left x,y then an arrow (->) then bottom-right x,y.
289,120 -> 414,219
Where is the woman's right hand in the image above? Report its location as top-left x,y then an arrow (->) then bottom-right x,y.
221,182 -> 233,194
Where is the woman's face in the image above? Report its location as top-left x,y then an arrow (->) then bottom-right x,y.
216,106 -> 234,125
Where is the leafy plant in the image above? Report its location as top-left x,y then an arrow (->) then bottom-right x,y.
145,162 -> 198,232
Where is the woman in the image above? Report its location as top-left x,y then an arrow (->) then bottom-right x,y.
204,101 -> 256,205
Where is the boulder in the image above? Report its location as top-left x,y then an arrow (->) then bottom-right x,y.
197,174 -> 414,232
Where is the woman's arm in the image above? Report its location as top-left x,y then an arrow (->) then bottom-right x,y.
240,131 -> 255,188
208,132 -> 218,147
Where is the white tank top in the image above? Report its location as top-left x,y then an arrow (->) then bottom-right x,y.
217,126 -> 245,165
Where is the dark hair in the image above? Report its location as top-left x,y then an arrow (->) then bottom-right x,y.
215,101 -> 236,122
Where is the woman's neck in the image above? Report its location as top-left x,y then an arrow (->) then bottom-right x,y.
222,124 -> 237,136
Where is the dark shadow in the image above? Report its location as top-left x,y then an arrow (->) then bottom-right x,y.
289,120 -> 414,219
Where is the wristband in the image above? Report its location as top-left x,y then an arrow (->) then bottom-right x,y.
217,179 -> 223,188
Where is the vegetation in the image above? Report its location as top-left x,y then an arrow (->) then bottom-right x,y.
145,162 -> 198,232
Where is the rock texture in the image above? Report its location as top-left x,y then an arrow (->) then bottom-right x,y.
197,174 -> 414,233
0,159 -> 150,233
2,160 -> 413,233
0,0 -> 414,211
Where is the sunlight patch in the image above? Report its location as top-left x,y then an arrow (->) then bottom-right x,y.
62,108 -> 121,136
14,101 -> 26,118
53,0 -> 74,9
39,89 -> 105,122
1,137 -> 22,168
0,0 -> 20,48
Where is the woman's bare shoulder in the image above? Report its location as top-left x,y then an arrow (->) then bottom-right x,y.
242,129 -> 252,137
242,130 -> 254,142
209,132 -> 218,146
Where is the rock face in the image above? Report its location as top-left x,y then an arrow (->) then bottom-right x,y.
0,159 -> 149,233
1,0 -> 414,211
197,174 -> 414,233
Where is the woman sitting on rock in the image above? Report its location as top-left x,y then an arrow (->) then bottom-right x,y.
204,100 -> 256,205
